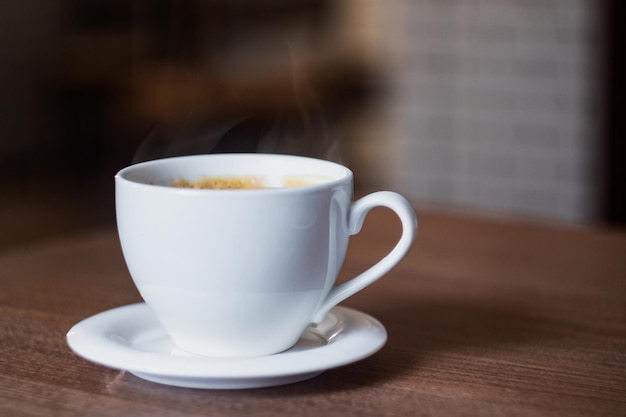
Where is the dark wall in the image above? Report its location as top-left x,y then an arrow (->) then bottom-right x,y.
605,0 -> 626,224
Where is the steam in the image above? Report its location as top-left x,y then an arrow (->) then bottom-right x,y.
132,48 -> 341,164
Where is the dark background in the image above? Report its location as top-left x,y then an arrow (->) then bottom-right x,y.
605,0 -> 626,224
0,0 -> 624,252
0,0 -> 373,250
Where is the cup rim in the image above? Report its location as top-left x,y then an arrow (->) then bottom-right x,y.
115,153 -> 353,194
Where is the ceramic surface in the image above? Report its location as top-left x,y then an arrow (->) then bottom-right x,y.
115,154 -> 416,357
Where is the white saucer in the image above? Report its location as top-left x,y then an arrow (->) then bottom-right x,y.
66,303 -> 387,389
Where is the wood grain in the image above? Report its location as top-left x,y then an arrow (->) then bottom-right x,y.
1,207 -> 625,417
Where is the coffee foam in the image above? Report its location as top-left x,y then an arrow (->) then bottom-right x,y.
171,175 -> 331,190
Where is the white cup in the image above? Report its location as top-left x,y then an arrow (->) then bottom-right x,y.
115,154 -> 417,357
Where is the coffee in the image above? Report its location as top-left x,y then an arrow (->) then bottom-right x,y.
172,175 -> 329,190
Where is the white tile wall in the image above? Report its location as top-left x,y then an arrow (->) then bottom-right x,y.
351,0 -> 603,222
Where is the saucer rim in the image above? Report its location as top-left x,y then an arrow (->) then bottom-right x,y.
66,303 -> 387,383
129,369 -> 326,389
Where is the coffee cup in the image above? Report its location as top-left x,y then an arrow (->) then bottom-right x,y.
115,153 -> 417,357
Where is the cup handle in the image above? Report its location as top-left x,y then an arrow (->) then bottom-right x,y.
312,191 -> 418,323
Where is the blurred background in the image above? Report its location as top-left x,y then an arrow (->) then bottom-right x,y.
0,0 -> 624,251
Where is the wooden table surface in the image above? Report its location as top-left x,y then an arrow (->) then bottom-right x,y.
1,206 -> 625,417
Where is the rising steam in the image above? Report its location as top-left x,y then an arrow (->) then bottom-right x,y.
132,47 -> 341,164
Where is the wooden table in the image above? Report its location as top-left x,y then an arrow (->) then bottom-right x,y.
1,207 -> 625,416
